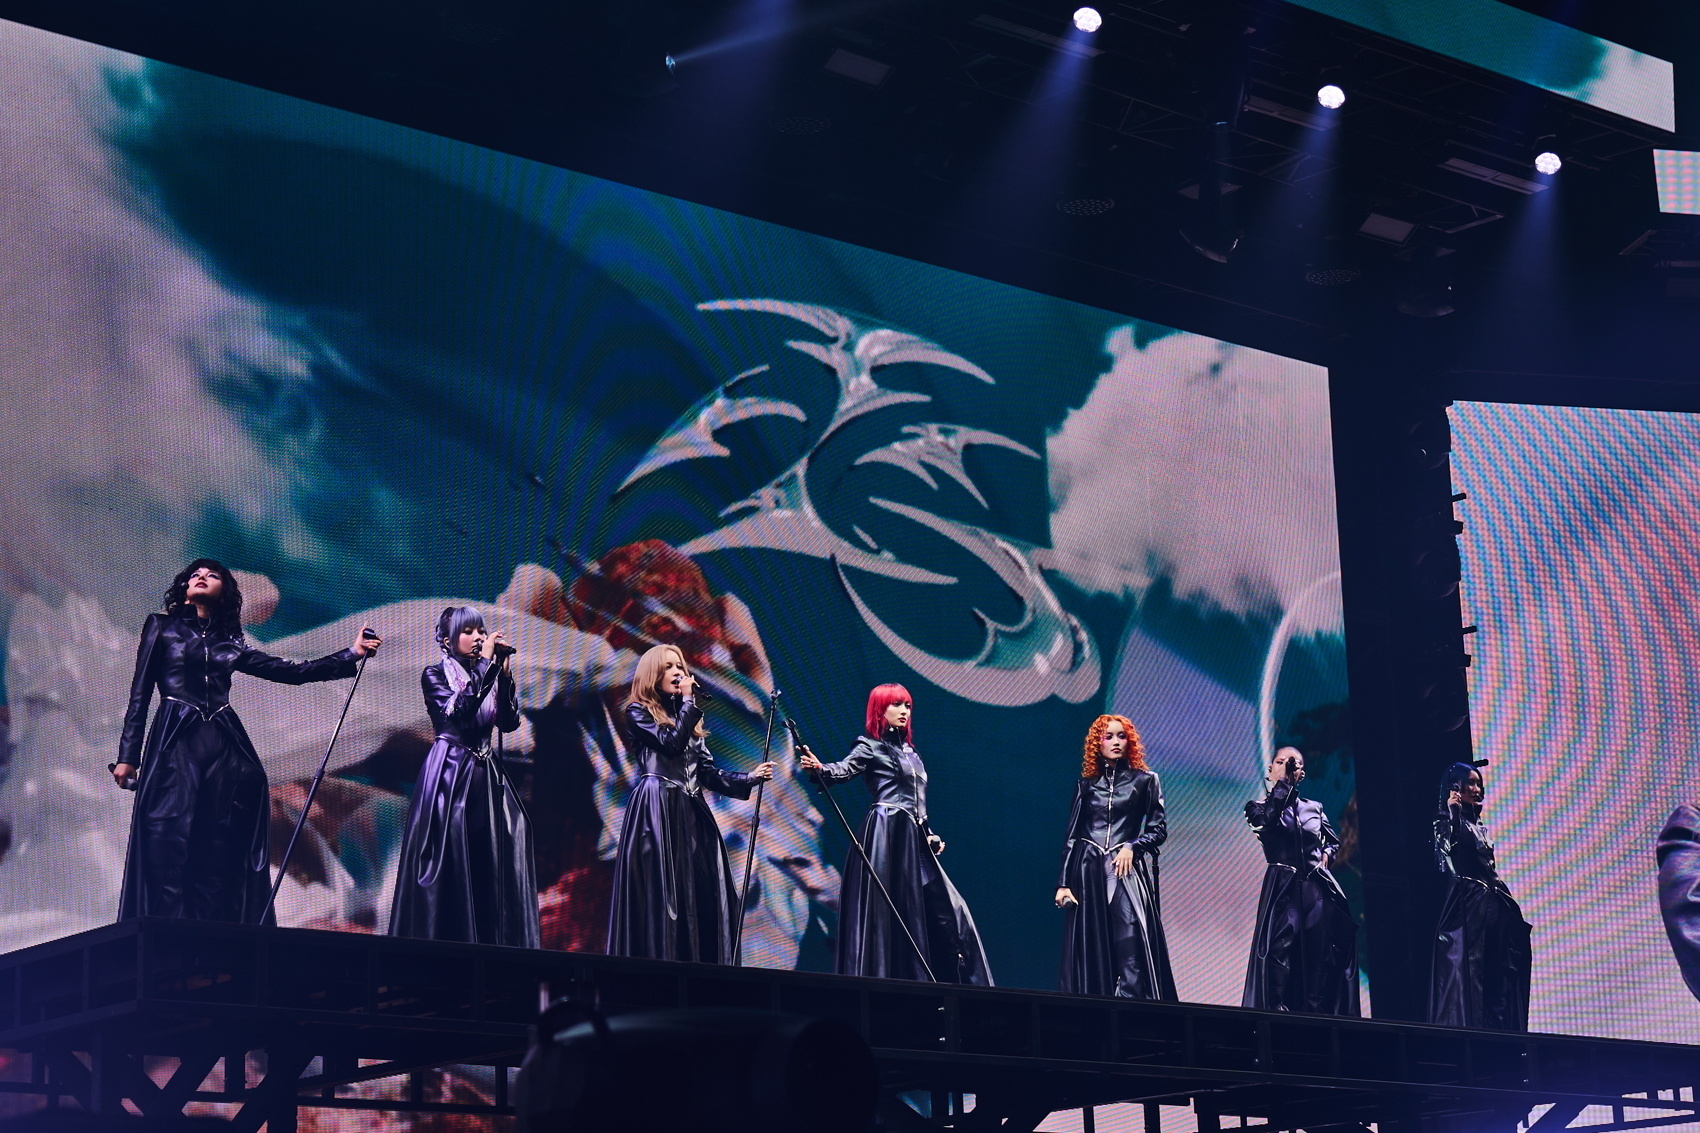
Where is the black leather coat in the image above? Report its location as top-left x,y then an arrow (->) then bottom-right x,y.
1057,764 -> 1175,999
1429,806 -> 1530,1030
606,695 -> 755,963
117,609 -> 358,924
1240,781 -> 1359,1015
389,656 -> 538,947
815,733 -> 992,985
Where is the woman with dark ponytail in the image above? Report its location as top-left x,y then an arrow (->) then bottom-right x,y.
113,558 -> 380,924
389,606 -> 538,947
1429,762 -> 1531,1030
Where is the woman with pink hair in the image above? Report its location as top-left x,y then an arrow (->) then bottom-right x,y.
799,684 -> 991,984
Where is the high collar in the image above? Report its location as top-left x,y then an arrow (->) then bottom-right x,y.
174,605 -> 221,631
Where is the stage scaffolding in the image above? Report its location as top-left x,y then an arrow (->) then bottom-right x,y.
0,919 -> 1694,1132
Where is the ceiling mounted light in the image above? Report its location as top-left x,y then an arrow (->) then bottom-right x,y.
1316,83 -> 1346,109
1073,7 -> 1102,33
1534,150 -> 1562,175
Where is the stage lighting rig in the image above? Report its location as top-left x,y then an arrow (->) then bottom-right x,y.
1316,83 -> 1345,109
1535,150 -> 1561,175
1073,7 -> 1102,34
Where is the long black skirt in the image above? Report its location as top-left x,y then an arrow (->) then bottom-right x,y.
1429,877 -> 1531,1030
837,805 -> 992,985
389,737 -> 539,947
1242,864 -> 1360,1015
606,778 -> 739,963
1060,845 -> 1175,999
118,701 -> 274,925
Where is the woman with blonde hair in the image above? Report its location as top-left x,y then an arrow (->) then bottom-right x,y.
1054,714 -> 1175,999
606,643 -> 774,962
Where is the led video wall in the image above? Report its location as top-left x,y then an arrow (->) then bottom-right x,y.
1453,401 -> 1700,1042
0,10 -> 1348,1030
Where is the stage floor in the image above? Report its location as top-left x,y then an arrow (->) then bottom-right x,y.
0,919 -> 1695,1132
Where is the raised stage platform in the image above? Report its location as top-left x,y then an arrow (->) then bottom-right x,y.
0,919 -> 1694,1132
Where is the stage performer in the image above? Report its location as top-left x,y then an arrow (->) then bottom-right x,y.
1053,714 -> 1175,999
389,606 -> 538,947
112,559 -> 380,923
1241,747 -> 1359,1015
1429,762 -> 1531,1031
606,643 -> 775,962
798,684 -> 992,985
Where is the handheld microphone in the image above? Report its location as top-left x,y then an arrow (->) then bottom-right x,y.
360,626 -> 380,641
492,640 -> 517,658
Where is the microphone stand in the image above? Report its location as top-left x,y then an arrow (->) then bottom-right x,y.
731,690 -> 780,966
261,637 -> 375,926
784,716 -> 936,983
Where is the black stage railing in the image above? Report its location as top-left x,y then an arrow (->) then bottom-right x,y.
0,919 -> 1695,1133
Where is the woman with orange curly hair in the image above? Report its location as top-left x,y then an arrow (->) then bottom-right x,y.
1055,714 -> 1175,998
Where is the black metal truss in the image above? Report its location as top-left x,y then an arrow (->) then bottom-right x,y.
0,920 -> 1696,1132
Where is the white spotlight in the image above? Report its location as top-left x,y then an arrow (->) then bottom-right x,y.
1535,150 -> 1562,175
1073,7 -> 1102,33
1316,84 -> 1346,110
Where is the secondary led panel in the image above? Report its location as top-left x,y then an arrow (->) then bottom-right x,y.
1285,0 -> 1675,132
1453,401 -> 1700,1042
1654,149 -> 1700,215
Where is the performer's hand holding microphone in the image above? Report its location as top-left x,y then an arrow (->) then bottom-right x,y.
480,630 -> 514,664
353,625 -> 384,658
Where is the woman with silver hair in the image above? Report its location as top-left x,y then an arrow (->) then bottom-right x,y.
389,606 -> 538,947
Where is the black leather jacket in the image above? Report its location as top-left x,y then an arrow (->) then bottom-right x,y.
424,656 -> 520,749
622,695 -> 753,799
1245,780 -> 1338,873
1434,805 -> 1508,891
118,609 -> 358,767
816,732 -> 935,832
1057,764 -> 1166,886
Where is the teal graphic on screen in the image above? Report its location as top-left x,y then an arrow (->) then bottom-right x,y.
0,14 -> 1349,1034
1285,0 -> 1673,131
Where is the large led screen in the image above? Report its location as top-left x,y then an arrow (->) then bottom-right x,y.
1453,401 -> 1700,1041
0,13 -> 1349,1029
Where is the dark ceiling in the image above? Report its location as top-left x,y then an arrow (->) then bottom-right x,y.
5,0 -> 1697,404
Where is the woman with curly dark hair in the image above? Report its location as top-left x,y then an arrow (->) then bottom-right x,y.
1054,714 -> 1175,999
112,558 -> 380,923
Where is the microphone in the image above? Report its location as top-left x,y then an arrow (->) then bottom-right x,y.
492,640 -> 517,658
